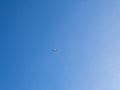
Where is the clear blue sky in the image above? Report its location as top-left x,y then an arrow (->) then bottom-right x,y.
1,0 -> 120,90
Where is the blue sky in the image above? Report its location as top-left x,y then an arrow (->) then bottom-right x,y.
1,0 -> 120,90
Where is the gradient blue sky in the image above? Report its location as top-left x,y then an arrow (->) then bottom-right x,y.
1,0 -> 120,90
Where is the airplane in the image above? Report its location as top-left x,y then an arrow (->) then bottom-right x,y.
51,48 -> 58,52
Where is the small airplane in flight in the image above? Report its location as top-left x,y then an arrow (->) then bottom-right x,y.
51,48 -> 58,52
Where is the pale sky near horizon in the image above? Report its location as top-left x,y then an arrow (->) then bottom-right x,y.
1,0 -> 120,90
